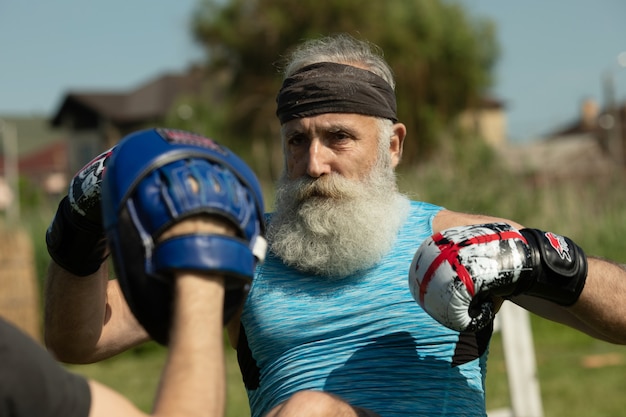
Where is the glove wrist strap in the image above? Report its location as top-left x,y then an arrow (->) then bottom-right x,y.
46,196 -> 108,276
152,234 -> 255,282
518,228 -> 588,306
152,234 -> 255,325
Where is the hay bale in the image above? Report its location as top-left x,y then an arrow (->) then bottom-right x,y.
0,227 -> 41,342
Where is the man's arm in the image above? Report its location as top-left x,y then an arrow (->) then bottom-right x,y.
513,258 -> 626,344
43,146 -> 146,362
86,179 -> 243,416
87,270 -> 226,417
569,258 -> 626,343
151,271 -> 226,417
44,260 -> 149,363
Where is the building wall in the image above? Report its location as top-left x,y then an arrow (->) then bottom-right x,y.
458,107 -> 507,147
67,130 -> 102,175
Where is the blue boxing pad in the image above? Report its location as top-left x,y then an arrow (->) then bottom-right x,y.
101,128 -> 266,345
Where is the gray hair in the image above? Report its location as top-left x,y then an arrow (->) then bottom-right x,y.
281,34 -> 396,90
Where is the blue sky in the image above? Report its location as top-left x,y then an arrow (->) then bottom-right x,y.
1,1 -> 625,142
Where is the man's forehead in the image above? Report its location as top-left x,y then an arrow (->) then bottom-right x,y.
282,113 -> 376,132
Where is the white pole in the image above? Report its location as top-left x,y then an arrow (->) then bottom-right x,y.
499,302 -> 544,417
0,120 -> 19,224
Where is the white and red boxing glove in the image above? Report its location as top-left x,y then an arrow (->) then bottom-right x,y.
408,223 -> 587,332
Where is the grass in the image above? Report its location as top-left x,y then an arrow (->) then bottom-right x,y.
486,317 -> 626,416
10,139 -> 626,416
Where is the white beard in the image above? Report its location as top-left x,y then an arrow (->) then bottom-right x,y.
268,159 -> 410,277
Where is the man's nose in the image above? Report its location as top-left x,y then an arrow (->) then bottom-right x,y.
305,140 -> 332,178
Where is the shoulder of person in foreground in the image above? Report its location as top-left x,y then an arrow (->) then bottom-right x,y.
1,268 -> 226,417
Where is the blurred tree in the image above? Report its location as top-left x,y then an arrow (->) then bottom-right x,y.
191,0 -> 499,178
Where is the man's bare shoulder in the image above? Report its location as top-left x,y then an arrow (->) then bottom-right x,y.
432,209 -> 524,233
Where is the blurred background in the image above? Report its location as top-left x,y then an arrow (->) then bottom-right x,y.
1,1 -> 625,416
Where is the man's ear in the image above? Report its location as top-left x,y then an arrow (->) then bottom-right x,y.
390,123 -> 406,168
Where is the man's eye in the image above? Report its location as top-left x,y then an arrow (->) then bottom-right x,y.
330,131 -> 351,141
287,135 -> 306,146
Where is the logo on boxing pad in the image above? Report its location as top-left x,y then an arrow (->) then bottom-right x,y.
157,128 -> 227,155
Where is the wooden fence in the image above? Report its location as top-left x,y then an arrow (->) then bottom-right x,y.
0,227 -> 41,342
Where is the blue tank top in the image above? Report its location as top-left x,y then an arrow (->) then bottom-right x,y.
239,201 -> 491,417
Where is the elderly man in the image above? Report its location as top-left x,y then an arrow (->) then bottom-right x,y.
44,34 -> 626,417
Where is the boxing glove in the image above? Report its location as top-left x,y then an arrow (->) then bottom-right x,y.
408,223 -> 587,332
46,147 -> 115,276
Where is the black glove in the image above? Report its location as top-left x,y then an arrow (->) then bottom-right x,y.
515,228 -> 588,305
46,148 -> 115,276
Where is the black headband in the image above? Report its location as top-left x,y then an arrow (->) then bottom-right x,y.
276,62 -> 398,124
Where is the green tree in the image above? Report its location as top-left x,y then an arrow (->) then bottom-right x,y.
191,0 -> 499,178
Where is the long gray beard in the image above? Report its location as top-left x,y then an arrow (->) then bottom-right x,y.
268,167 -> 410,277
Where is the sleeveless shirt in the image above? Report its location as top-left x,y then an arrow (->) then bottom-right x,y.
239,201 -> 492,417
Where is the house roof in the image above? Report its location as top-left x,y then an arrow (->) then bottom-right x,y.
475,96 -> 506,110
499,134 -> 619,179
547,101 -> 626,139
51,67 -> 207,127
